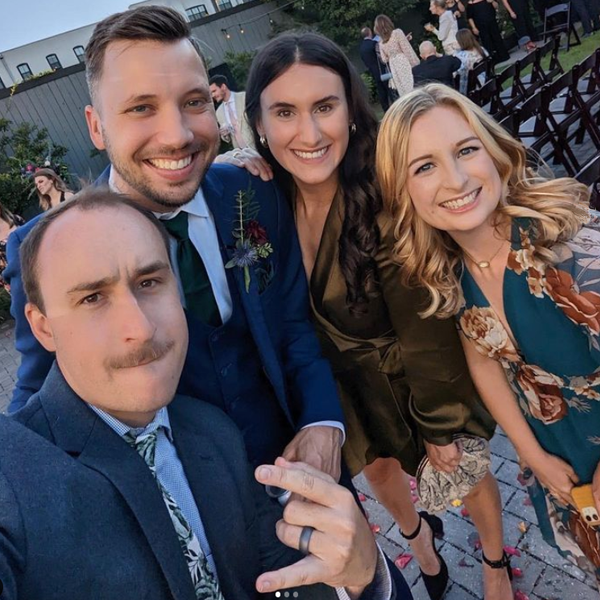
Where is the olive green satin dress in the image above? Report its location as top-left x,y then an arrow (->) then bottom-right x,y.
309,193 -> 495,476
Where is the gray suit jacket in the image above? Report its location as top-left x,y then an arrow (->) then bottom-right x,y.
0,363 -> 336,600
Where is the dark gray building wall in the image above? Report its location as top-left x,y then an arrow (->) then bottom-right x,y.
0,0 -> 277,179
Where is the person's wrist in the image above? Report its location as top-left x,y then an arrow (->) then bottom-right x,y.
345,585 -> 367,600
519,445 -> 548,468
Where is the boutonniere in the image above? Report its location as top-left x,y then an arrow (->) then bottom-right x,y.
225,185 -> 274,292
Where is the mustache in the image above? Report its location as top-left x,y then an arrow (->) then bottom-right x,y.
106,339 -> 175,370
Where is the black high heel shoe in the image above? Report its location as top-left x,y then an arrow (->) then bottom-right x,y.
482,550 -> 513,581
400,511 -> 449,600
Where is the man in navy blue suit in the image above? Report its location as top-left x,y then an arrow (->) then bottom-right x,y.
0,188 -> 409,599
4,6 -> 345,476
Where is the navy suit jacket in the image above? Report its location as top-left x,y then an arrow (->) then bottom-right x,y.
0,363 -> 343,600
412,55 -> 462,88
4,165 -> 344,436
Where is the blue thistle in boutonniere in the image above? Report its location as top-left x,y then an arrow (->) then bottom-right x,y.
225,185 -> 274,292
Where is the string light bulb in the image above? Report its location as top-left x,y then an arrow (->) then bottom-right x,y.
239,24 -> 245,34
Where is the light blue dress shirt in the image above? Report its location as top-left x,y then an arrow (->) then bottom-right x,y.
88,405 -> 220,579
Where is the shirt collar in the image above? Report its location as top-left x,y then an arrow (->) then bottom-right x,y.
88,404 -> 173,442
107,165 -> 210,220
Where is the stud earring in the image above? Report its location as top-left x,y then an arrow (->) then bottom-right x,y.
259,135 -> 269,148
350,123 -> 357,135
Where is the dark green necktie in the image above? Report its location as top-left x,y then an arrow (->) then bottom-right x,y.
162,212 -> 221,327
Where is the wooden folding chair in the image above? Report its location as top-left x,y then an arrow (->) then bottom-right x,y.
572,49 -> 600,123
496,63 -> 524,112
542,3 -> 581,51
512,90 -> 564,170
467,56 -> 494,94
541,70 -> 600,173
470,77 -> 505,118
513,48 -> 546,97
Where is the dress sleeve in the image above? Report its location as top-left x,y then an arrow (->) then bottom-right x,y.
435,12 -> 451,42
374,215 -> 489,445
548,224 -> 600,360
395,29 -> 420,67
378,41 -> 389,64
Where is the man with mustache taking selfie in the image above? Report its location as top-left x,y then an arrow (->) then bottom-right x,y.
0,189 -> 407,599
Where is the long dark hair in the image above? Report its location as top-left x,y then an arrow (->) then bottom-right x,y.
34,168 -> 71,211
245,32 -> 381,312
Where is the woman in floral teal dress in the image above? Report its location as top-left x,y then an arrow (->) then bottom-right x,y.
376,82 -> 600,586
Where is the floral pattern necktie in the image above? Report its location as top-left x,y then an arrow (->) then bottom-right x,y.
124,428 -> 224,600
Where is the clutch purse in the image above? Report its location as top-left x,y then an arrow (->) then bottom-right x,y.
416,434 -> 491,514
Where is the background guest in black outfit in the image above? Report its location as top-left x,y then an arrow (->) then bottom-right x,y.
412,41 -> 462,87
359,27 -> 392,111
448,0 -> 469,28
466,0 -> 510,63
500,0 -> 537,50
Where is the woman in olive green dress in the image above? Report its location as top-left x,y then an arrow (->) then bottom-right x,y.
243,32 -> 512,600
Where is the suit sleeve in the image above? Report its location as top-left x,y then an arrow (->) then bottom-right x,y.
0,470 -> 26,600
3,226 -> 54,413
375,216 -> 484,446
269,183 -> 345,429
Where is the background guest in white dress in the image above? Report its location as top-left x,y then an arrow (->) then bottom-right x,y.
375,14 -> 420,98
425,0 -> 461,54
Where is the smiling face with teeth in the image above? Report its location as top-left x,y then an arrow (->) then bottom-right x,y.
405,106 -> 503,239
85,39 -> 219,212
257,63 -> 351,196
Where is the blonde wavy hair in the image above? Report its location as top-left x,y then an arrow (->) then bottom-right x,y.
376,83 -> 590,319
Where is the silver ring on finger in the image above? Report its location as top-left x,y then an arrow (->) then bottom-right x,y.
232,149 -> 243,159
299,525 -> 315,555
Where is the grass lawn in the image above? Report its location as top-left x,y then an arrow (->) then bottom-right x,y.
501,28 -> 600,86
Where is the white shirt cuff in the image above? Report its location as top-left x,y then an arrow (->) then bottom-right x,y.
335,546 -> 392,600
300,421 -> 346,446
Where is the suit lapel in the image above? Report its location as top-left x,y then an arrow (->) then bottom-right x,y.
38,364 -> 196,600
201,170 -> 289,420
168,401 -> 250,599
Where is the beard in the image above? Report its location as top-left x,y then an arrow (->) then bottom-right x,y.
103,128 -> 219,210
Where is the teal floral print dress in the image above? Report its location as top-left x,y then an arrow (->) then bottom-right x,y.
458,216 -> 600,582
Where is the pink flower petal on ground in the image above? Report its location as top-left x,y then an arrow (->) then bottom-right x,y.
409,478 -> 417,491
523,497 -> 533,506
459,557 -> 474,568
358,493 -> 367,502
468,532 -> 482,550
370,523 -> 381,534
411,494 -> 419,504
394,553 -> 413,569
514,590 -> 529,600
516,472 -> 528,486
461,507 -> 470,518
504,545 -> 522,557
512,567 -> 523,578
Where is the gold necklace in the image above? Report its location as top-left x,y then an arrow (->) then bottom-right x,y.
462,240 -> 507,269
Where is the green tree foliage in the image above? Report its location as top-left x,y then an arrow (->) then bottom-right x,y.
292,0 -> 420,49
223,50 -> 257,90
0,118 -> 70,215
